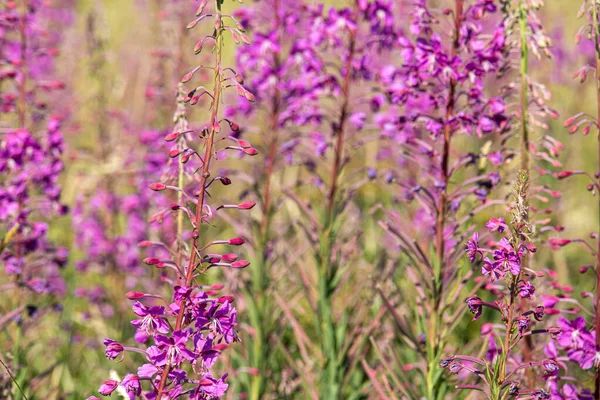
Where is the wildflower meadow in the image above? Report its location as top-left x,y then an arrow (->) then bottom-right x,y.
4,0 -> 600,399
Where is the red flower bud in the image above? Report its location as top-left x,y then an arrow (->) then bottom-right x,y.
556,171 -> 573,179
138,241 -> 152,247
238,140 -> 251,148
126,292 -> 145,299
221,253 -> 238,262
144,257 -> 161,265
548,238 -> 571,249
228,237 -> 245,245
580,264 -> 593,273
231,260 -> 250,268
238,201 -> 256,209
149,183 -> 167,191
243,147 -> 259,156
218,296 -> 235,303
165,131 -> 181,142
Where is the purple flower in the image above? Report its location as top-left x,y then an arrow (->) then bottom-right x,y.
121,374 -> 141,396
466,232 -> 481,263
149,330 -> 197,367
557,316 -> 589,348
466,296 -> 483,321
98,379 -> 118,396
517,281 -> 535,299
481,257 -> 504,281
485,217 -> 507,233
195,373 -> 229,398
131,301 -> 170,335
103,338 -> 124,361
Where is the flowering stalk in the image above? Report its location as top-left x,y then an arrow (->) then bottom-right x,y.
442,171 -> 559,399
428,1 -> 464,397
95,0 -> 256,398
154,2 -> 226,397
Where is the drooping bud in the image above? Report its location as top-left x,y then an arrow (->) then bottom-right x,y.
228,237 -> 245,245
231,260 -> 250,268
125,292 -> 145,299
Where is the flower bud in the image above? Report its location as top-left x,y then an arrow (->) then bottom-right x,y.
221,253 -> 238,262
165,131 -> 181,141
229,237 -> 245,245
231,260 -> 250,268
238,201 -> 256,210
149,183 -> 167,191
218,296 -> 235,303
548,238 -> 571,249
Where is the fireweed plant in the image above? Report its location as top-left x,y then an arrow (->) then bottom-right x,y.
557,0 -> 600,398
264,2 -> 401,398
0,1 -> 71,396
441,171 -> 563,399
93,0 -> 256,398
220,1 -> 314,398
365,0 -> 512,398
497,0 -> 565,392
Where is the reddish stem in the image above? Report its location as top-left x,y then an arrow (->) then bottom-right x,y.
155,7 -> 224,398
326,30 -> 356,219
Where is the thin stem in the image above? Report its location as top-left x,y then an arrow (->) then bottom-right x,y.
249,2 -> 282,398
155,2 -> 224,397
0,356 -> 28,400
517,0 -> 534,388
427,1 -> 463,398
318,24 -> 356,400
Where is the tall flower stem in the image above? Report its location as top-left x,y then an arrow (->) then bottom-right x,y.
155,2 -> 224,397
428,1 -> 462,398
490,170 -> 530,399
317,27 -> 356,400
247,3 -> 282,398
517,0 -> 534,388
592,1 -> 600,398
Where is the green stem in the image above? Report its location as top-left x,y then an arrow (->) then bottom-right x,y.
427,1 -> 463,398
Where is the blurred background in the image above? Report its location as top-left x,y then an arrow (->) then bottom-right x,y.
1,0 -> 599,399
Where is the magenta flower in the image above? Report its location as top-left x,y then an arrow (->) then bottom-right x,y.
485,217 -> 507,233
557,317 -> 589,348
131,301 -> 170,335
150,330 -> 197,367
466,232 -> 481,263
121,374 -> 142,396
517,281 -> 535,299
98,379 -> 118,396
195,373 -> 229,398
103,338 -> 124,361
481,257 -> 504,281
466,296 -> 483,321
